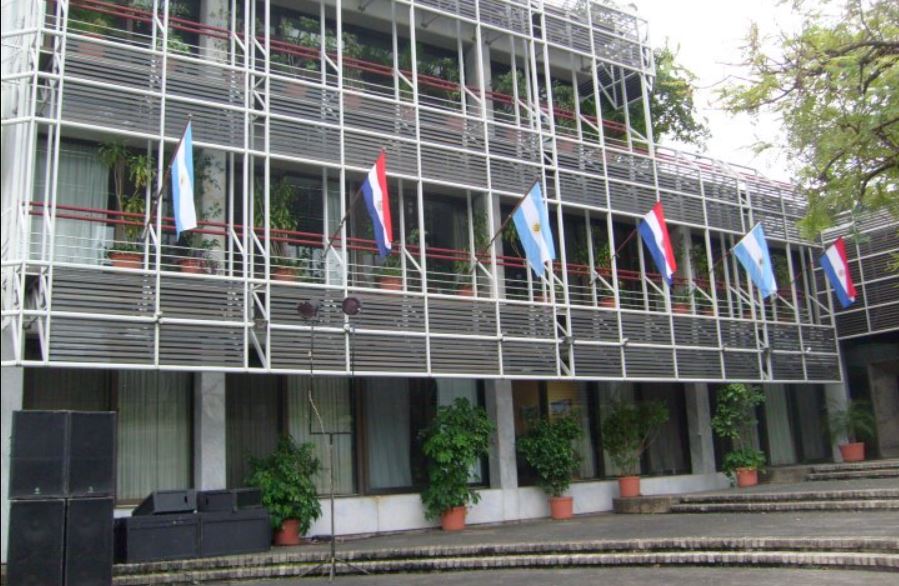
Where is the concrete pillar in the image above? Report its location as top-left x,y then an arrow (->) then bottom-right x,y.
824,364 -> 851,462
193,372 -> 227,490
1,331 -> 24,563
684,383 -> 716,474
869,361 -> 899,458
485,380 -> 518,490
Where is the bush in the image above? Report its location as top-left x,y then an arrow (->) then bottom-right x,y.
601,400 -> 669,476
711,383 -> 767,480
419,398 -> 494,521
246,436 -> 322,533
517,415 -> 582,498
722,446 -> 766,479
828,399 -> 876,444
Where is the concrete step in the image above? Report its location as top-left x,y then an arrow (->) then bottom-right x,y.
112,537 -> 899,585
807,469 -> 899,482
670,499 -> 899,514
678,489 -> 899,504
810,459 -> 899,474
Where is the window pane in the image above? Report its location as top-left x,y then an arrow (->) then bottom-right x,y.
365,378 -> 412,490
25,368 -> 110,411
226,373 -> 281,488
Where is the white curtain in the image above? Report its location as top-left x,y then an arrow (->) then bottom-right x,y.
436,378 -> 482,483
642,384 -> 688,475
33,144 -> 109,265
226,374 -> 281,488
765,384 -> 797,465
286,375 -> 354,494
576,384 -> 596,478
116,371 -> 192,501
365,378 -> 411,490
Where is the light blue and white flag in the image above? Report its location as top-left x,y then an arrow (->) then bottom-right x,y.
733,223 -> 777,299
512,182 -> 556,277
171,121 -> 197,237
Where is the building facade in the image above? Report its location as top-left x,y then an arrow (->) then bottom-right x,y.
2,0 -> 882,562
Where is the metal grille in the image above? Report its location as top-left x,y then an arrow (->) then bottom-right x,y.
159,276 -> 243,321
624,345 -> 674,378
573,343 -> 622,377
720,319 -> 757,349
558,171 -> 608,209
570,308 -> 619,342
660,190 -> 704,225
51,268 -> 153,317
159,323 -> 243,367
479,0 -> 530,34
672,316 -> 718,347
428,298 -> 497,336
49,317 -> 153,364
724,351 -> 759,380
430,338 -> 499,375
769,324 -> 799,351
502,341 -> 557,375
500,303 -> 555,338
805,354 -> 840,381
676,349 -> 722,379
621,312 -> 671,344
352,333 -> 428,373
802,326 -> 837,353
415,0 -> 478,20
771,353 -> 803,381
270,329 -> 346,371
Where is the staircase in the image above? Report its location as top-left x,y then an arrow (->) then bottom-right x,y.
806,459 -> 899,481
670,488 -> 899,513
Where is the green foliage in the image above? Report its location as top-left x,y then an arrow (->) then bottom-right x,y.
690,243 -> 710,281
601,400 -> 669,476
828,399 -> 877,443
254,177 -> 297,257
722,446 -> 767,480
517,415 -> 582,497
712,383 -> 766,478
419,398 -> 494,521
720,0 -> 899,238
246,436 -> 323,533
99,142 -> 155,248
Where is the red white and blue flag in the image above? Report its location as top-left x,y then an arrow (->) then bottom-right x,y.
638,202 -> 677,285
361,152 -> 392,258
820,236 -> 856,308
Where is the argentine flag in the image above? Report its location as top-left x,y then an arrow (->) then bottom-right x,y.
512,182 -> 556,277
733,223 -> 777,299
638,202 -> 677,285
820,236 -> 856,308
171,121 -> 197,237
361,152 -> 392,258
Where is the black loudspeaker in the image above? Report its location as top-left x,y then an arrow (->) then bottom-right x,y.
133,489 -> 197,516
115,514 -> 199,563
199,509 -> 271,557
10,411 -> 69,499
7,499 -> 66,586
68,412 -> 116,497
65,497 -> 114,586
197,488 -> 262,512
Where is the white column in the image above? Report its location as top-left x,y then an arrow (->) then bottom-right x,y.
193,372 -> 227,490
684,383 -> 716,474
485,380 -> 518,520
1,331 -> 24,563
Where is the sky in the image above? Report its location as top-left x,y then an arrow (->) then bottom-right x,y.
630,0 -> 802,181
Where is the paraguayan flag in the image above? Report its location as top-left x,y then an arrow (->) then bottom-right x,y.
512,182 -> 556,277
171,121 -> 197,237
733,223 -> 777,299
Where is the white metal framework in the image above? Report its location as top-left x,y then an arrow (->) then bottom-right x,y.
1,0 -> 842,382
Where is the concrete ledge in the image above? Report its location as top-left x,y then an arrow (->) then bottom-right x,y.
811,459 -> 899,474
761,465 -> 812,484
807,469 -> 899,481
613,496 -> 675,514
678,489 -> 899,504
670,500 -> 899,513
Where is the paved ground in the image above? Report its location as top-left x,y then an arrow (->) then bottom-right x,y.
218,567 -> 899,586
684,476 -> 897,497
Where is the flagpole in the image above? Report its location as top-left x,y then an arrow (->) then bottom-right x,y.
320,183 -> 365,260
140,115 -> 193,240
613,226 -> 638,259
469,177 -> 542,269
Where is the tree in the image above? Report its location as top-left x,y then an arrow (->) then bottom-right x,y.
720,0 -> 898,238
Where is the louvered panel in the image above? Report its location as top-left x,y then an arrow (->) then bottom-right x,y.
558,171 -> 607,209
490,157 -> 540,194
724,351 -> 760,380
755,210 -> 786,242
345,131 -> 418,176
805,354 -> 840,381
660,191 -> 704,225
672,316 -> 718,347
159,276 -> 243,320
415,0 -> 478,19
835,310 -> 868,338
591,4 -> 640,41
608,181 -> 655,216
592,29 -> 642,68
573,344 -> 622,377
870,302 -> 899,334
624,346 -> 674,378
49,317 -> 153,364
502,341 -> 557,375
418,143 -> 487,188
344,95 -> 418,141
51,268 -> 154,317
430,338 -> 499,375
656,161 -> 701,196
355,293 -> 426,332
556,141 -> 588,173
857,228 -> 896,256
720,320 -> 757,349
487,125 -> 540,162
802,326 -> 837,353
419,110 -> 484,152
570,308 -> 619,342
269,118 -> 340,165
270,82 -> 339,125
428,298 -> 496,336
545,14 -> 592,53
269,286 -> 341,327
164,98 -> 243,148
620,313 -> 671,344
165,57 -> 242,108
769,324 -> 800,351
605,151 -> 654,185
65,39 -> 154,92
705,200 -> 744,233
676,349 -> 722,379
702,174 -> 740,203
270,329 -> 346,371
159,323 -> 243,367
772,353 -> 804,381
353,333 -> 427,372
860,252 -> 898,281
864,278 -> 899,307
499,303 -> 555,338
479,0 -> 529,34
62,81 -> 160,135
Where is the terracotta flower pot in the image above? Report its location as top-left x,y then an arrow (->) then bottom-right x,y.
109,251 -> 142,269
549,496 -> 573,520
178,257 -> 204,274
440,506 -> 466,532
618,475 -> 640,498
735,467 -> 758,488
839,442 -> 865,463
272,266 -> 297,282
599,297 -> 616,309
672,303 -> 691,314
273,518 -> 301,546
457,285 -> 475,297
379,275 -> 403,291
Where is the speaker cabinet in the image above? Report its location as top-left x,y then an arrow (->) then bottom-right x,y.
197,488 -> 262,512
115,514 -> 199,563
199,509 -> 271,557
68,412 -> 116,497
10,411 -> 69,499
132,489 -> 197,516
65,497 -> 114,586
7,499 -> 66,586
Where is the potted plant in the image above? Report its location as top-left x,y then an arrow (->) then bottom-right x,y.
601,400 -> 669,498
99,142 -> 155,268
517,415 -> 582,520
711,383 -> 767,487
671,283 -> 692,314
171,201 -> 222,274
378,252 -> 404,290
828,399 -> 876,462
255,177 -> 299,279
419,397 -> 494,531
246,436 -> 322,546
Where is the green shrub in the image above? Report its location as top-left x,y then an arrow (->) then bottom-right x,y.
246,436 -> 322,533
828,399 -> 876,444
517,415 -> 582,497
711,383 -> 767,480
601,400 -> 669,476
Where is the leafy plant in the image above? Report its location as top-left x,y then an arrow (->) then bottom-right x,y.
601,400 -> 669,476
246,436 -> 323,533
711,383 -> 767,480
517,415 -> 582,498
70,7 -> 116,35
99,142 -> 155,252
690,243 -> 710,282
419,397 -> 494,521
828,399 -> 876,444
254,177 -> 297,257
722,446 -> 766,478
